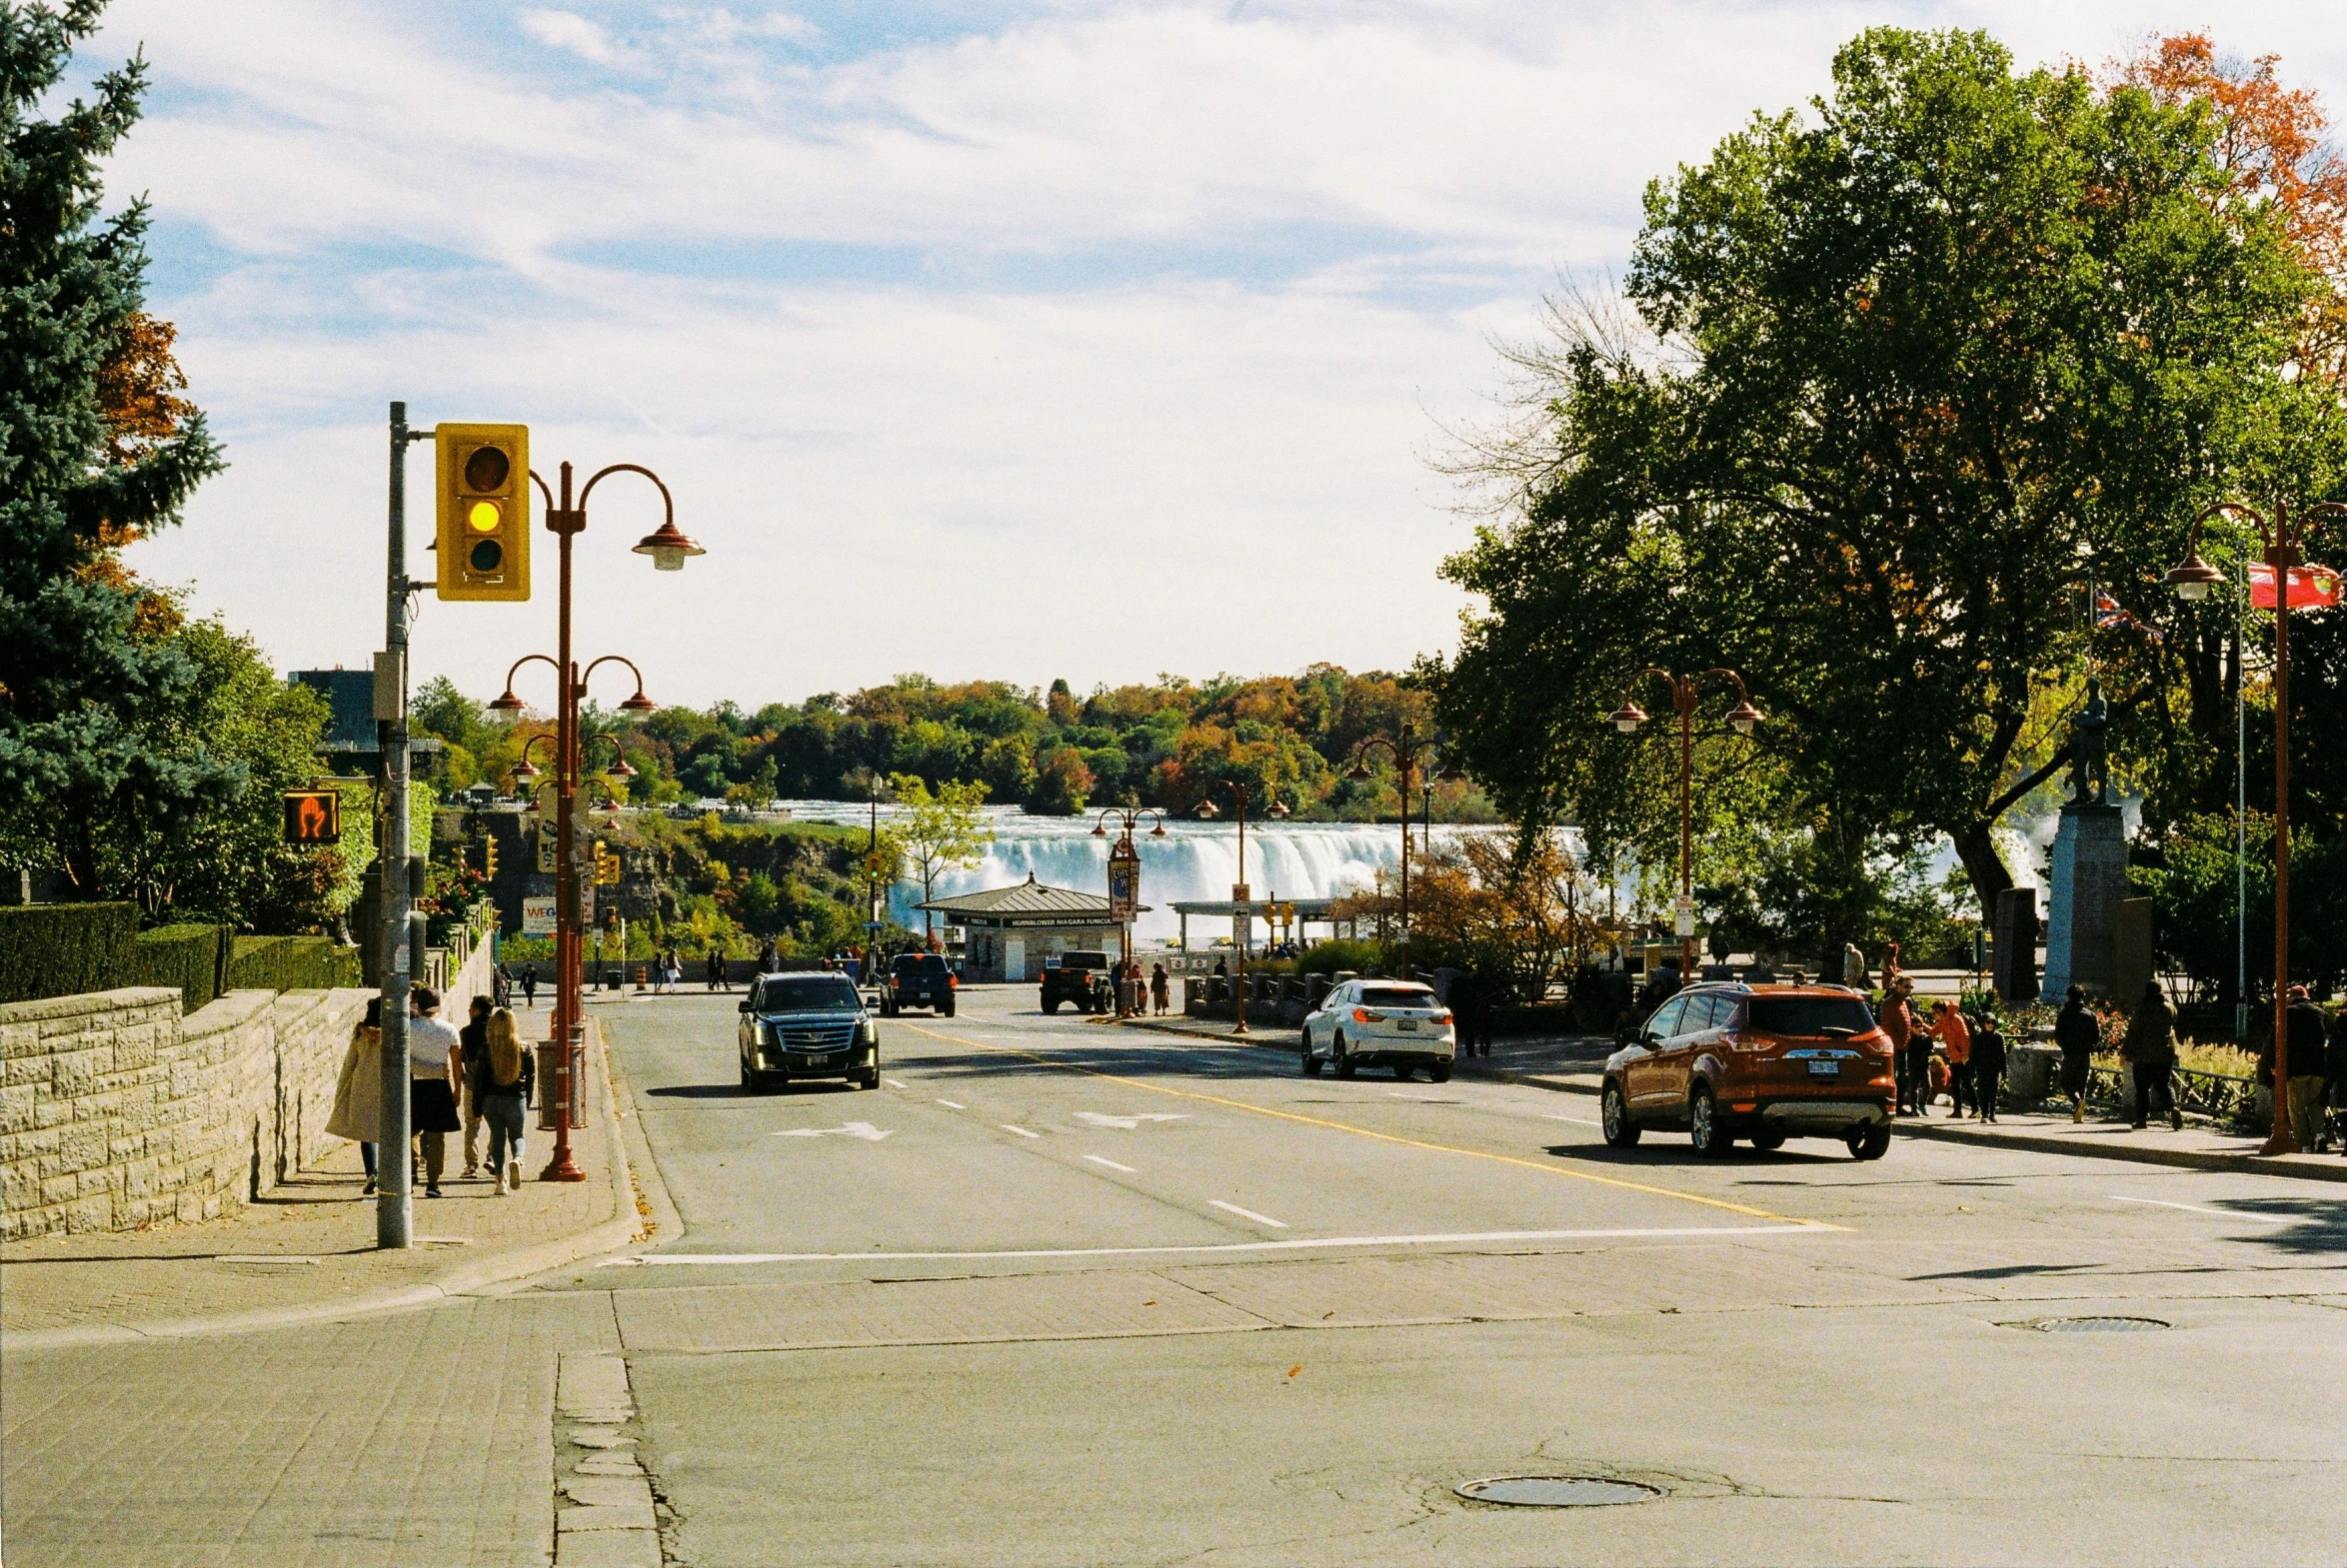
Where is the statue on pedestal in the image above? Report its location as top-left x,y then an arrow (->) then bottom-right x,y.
2067,678 -> 2109,806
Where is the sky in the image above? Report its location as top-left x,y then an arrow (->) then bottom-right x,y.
103,0 -> 2347,711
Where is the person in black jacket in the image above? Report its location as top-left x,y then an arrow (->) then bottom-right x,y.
2324,1009 -> 2347,1155
1970,1011 -> 2008,1124
2282,985 -> 2330,1151
2055,985 -> 2098,1123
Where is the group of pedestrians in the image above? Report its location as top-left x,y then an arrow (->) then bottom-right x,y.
326,986 -> 536,1199
1112,958 -> 1174,1017
1879,977 -> 2008,1121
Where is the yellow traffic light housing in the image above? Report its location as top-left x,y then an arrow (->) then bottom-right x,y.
483,836 -> 500,877
434,423 -> 530,601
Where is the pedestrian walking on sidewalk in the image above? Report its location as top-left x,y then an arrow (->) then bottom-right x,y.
521,964 -> 539,1010
2282,984 -> 2330,1149
407,987 -> 464,1197
2056,986 -> 2097,1122
471,1007 -> 535,1193
457,995 -> 492,1179
1883,980 -> 1918,1115
326,998 -> 384,1195
1151,962 -> 1170,1016
1971,1011 -> 2007,1122
1930,1000 -> 1973,1117
2123,981 -> 2181,1131
708,950 -> 727,992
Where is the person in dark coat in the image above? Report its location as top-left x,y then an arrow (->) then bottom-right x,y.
520,964 -> 539,1009
2282,984 -> 2330,1150
1448,967 -> 1490,1058
2055,985 -> 2098,1123
2323,1008 -> 2347,1155
2121,981 -> 2180,1131
1970,1011 -> 2008,1124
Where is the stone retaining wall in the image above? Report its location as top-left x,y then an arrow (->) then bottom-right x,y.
0,929 -> 499,1240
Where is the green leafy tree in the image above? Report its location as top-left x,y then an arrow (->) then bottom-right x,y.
0,1 -> 228,895
887,774 -> 993,936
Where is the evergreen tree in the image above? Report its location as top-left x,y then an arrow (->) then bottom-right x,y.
0,1 -> 228,895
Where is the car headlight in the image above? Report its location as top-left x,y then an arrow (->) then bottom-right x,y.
859,1019 -> 878,1044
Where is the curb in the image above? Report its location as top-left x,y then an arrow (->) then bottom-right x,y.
3,1021 -> 647,1355
1890,1116 -> 2347,1183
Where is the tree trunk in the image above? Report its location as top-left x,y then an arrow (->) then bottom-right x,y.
1949,818 -> 2014,918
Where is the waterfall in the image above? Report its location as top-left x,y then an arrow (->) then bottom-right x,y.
777,801 -> 1449,943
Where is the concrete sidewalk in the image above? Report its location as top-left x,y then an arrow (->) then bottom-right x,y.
1122,1013 -> 2347,1184
0,1013 -> 654,1351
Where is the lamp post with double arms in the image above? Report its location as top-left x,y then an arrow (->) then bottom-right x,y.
1193,784 -> 1287,1033
1093,807 -> 1167,1009
1344,724 -> 1454,980
1605,669 -> 1764,980
2166,498 -> 2347,1156
487,459 -> 700,1180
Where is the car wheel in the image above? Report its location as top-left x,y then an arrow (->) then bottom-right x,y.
1300,1028 -> 1321,1075
943,1002 -> 956,1017
1690,1086 -> 1734,1157
1749,1130 -> 1786,1151
739,1055 -> 751,1090
1601,1083 -> 1641,1147
1333,1034 -> 1355,1079
858,1069 -> 879,1090
1043,997 -> 1060,1014
1848,1123 -> 1892,1161
1429,1061 -> 1451,1083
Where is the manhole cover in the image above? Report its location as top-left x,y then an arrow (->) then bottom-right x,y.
1455,1476 -> 1664,1508
2027,1315 -> 2170,1333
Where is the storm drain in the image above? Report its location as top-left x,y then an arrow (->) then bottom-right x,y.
2018,1315 -> 2171,1334
1456,1476 -> 1664,1508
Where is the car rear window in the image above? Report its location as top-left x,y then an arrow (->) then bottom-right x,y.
893,955 -> 948,973
1745,995 -> 1874,1036
1360,986 -> 1437,1009
759,976 -> 862,1012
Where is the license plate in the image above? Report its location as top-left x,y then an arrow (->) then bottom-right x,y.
1397,1019 -> 1418,1032
1807,1059 -> 1840,1077
809,1053 -> 836,1066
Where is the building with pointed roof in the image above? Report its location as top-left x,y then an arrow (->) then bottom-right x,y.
917,873 -> 1140,983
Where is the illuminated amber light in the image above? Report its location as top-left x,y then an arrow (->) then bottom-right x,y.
467,499 -> 502,533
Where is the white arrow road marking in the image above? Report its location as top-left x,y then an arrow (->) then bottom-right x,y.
1083,1154 -> 1138,1173
1001,1123 -> 1043,1139
772,1122 -> 893,1141
1209,1200 -> 1288,1228
1074,1112 -> 1189,1129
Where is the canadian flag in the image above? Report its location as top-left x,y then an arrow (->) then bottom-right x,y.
2248,562 -> 2344,609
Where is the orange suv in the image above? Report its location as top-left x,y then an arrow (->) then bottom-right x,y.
1600,982 -> 1895,1159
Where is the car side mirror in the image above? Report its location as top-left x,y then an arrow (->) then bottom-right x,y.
738,998 -> 753,1012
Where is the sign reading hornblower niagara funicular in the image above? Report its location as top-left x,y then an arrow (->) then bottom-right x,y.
1108,840 -> 1141,921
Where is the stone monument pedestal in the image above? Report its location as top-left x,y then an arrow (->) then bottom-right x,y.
2040,802 -> 2127,1001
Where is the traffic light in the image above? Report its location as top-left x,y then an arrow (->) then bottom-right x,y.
483,836 -> 500,877
595,840 -> 621,886
282,788 -> 341,845
434,423 -> 530,601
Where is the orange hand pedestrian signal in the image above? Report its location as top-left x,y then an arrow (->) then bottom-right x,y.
434,423 -> 530,601
282,789 -> 342,844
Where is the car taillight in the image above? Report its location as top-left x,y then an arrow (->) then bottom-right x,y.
1724,1030 -> 1763,1052
1431,1011 -> 1452,1026
948,974 -> 958,988
1351,1007 -> 1386,1023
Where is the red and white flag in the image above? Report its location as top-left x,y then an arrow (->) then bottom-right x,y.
2248,562 -> 2344,610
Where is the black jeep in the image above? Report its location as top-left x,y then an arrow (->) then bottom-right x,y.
1040,950 -> 1114,1014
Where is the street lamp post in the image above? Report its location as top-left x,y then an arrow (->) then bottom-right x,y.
2165,498 -> 2347,1156
1093,807 -> 1167,1011
1193,784 -> 1286,1033
1344,724 -> 1454,980
488,459 -> 700,1180
1605,670 -> 1764,979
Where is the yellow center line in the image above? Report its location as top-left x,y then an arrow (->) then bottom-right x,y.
902,1020 -> 1841,1230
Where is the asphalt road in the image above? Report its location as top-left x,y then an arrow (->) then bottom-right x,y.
8,983 -> 2346,1567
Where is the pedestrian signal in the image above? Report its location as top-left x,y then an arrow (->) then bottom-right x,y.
434,423 -> 530,602
282,789 -> 341,844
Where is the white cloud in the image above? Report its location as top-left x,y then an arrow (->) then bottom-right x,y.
519,8 -> 635,67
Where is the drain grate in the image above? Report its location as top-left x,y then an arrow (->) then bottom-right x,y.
2022,1315 -> 2171,1334
1456,1476 -> 1664,1508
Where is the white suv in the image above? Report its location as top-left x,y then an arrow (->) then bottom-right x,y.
1300,980 -> 1456,1081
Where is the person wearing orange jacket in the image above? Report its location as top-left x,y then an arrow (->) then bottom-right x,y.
1930,999 -> 1974,1118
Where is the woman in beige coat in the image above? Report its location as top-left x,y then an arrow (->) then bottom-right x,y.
326,998 -> 384,1195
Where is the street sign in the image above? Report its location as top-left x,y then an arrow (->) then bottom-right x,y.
1231,882 -> 1249,903
523,897 -> 557,935
281,788 -> 341,844
537,828 -> 556,873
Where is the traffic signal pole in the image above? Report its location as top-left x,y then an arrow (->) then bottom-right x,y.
377,402 -> 424,1250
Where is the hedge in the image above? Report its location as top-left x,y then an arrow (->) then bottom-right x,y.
0,902 -> 139,1005
226,934 -> 361,993
123,924 -> 233,1012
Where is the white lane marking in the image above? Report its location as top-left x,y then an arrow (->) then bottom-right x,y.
885,1078 -> 910,1089
772,1122 -> 892,1141
1209,1199 -> 1289,1228
2112,1195 -> 2293,1225
1084,1154 -> 1139,1173
1001,1123 -> 1043,1139
1074,1111 -> 1188,1129
608,1224 -> 1821,1265
1386,1092 -> 1461,1101
1544,1113 -> 1602,1127
937,1099 -> 966,1109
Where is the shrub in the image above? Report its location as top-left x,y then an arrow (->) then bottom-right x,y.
0,902 -> 139,1004
123,923 -> 231,1011
226,935 -> 360,992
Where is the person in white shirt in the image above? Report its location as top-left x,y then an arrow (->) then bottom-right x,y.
406,988 -> 465,1197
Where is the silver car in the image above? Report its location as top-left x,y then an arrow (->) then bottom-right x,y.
1300,979 -> 1456,1081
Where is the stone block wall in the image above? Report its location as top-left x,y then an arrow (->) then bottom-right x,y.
0,927 -> 499,1241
